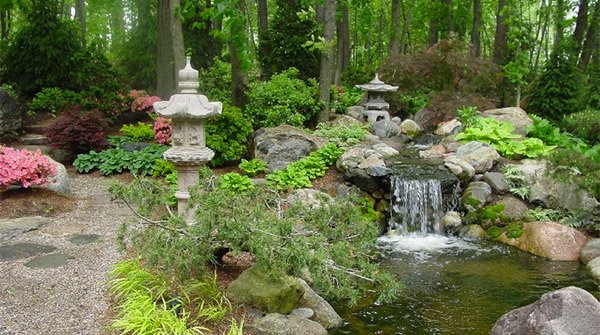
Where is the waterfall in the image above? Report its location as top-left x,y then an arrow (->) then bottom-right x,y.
389,176 -> 460,235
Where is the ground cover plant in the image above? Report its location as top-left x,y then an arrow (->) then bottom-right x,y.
73,144 -> 167,176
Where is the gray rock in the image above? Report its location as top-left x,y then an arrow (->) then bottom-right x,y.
0,216 -> 52,241
44,157 -> 69,194
254,125 -> 327,172
491,286 -> 600,335
482,172 -> 510,194
371,143 -> 399,158
495,196 -> 529,221
25,253 -> 73,269
21,134 -> 49,145
391,116 -> 402,125
588,257 -> 600,285
290,307 -> 314,319
298,279 -> 343,329
444,156 -> 475,181
434,119 -> 463,136
120,142 -> 153,152
371,119 -> 399,138
0,87 -> 21,139
520,159 -> 599,212
482,107 -> 533,137
456,141 -> 500,173
331,115 -> 363,127
399,119 -> 422,137
0,243 -> 56,261
463,181 -> 492,207
461,224 -> 487,239
419,145 -> 446,159
288,189 -> 332,209
363,110 -> 391,124
581,239 -> 600,264
442,211 -> 463,231
346,106 -> 364,120
252,313 -> 327,335
68,234 -> 102,246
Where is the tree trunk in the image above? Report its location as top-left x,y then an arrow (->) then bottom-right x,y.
443,0 -> 453,37
400,0 -> 410,54
318,0 -> 336,123
554,0 -> 565,48
389,0 -> 402,56
230,0 -> 248,108
75,0 -> 86,44
573,0 -> 589,54
377,7 -> 384,57
0,10 -> 7,40
110,0 -> 126,49
170,0 -> 185,73
334,2 -> 350,84
428,0 -> 439,46
257,0 -> 268,36
471,0 -> 482,56
492,0 -> 508,65
580,0 -> 600,71
157,0 -> 174,99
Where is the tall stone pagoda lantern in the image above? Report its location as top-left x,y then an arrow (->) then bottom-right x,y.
355,74 -> 399,124
154,57 -> 222,217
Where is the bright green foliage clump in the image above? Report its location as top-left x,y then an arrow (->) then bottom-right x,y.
206,104 -> 253,166
120,122 -> 155,142
455,116 -> 555,159
267,144 -> 344,191
527,48 -> 586,120
151,159 -> 176,178
501,164 -> 530,200
73,144 -> 167,176
465,203 -> 508,228
218,172 -> 255,193
29,88 -> 78,116
109,259 -> 234,335
330,87 -> 363,112
109,178 -> 403,305
239,159 -> 268,177
457,106 -> 481,127
527,115 -> 590,153
313,123 -> 370,147
245,68 -> 322,129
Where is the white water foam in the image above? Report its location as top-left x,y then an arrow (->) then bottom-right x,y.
378,232 -> 482,261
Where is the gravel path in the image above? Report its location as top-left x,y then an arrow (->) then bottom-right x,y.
0,173 -> 133,335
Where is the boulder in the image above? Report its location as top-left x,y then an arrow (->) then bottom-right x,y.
495,196 -> 529,221
391,116 -> 402,125
463,181 -> 492,207
371,119 -> 400,138
498,221 -> 589,261
21,134 -> 49,145
461,224 -> 487,239
418,145 -> 446,159
290,307 -> 314,319
482,172 -> 510,194
298,279 -> 343,329
434,119 -> 463,136
482,107 -> 533,137
0,87 -> 21,139
254,125 -> 327,172
252,313 -> 327,335
581,239 -> 600,264
288,189 -> 332,209
226,266 -> 304,314
442,138 -> 461,153
345,106 -> 364,120
331,115 -> 363,127
44,157 -> 69,194
399,119 -> 422,137
491,286 -> 600,335
456,141 -> 500,173
371,143 -> 399,158
442,211 -> 462,232
588,257 -> 600,285
444,156 -> 476,181
520,159 -> 599,212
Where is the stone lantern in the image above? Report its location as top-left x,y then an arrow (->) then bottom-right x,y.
153,56 -> 222,217
355,74 -> 399,124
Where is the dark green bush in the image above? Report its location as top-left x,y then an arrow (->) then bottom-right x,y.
198,58 -> 232,104
560,109 -> 600,145
206,104 -> 253,166
245,68 -> 321,129
341,63 -> 378,87
548,148 -> 600,200
29,88 -> 79,116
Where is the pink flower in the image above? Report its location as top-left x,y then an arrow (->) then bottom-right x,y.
0,147 -> 57,191
153,117 -> 172,145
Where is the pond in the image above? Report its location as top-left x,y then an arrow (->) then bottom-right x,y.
332,234 -> 598,335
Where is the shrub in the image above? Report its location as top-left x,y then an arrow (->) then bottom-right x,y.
330,86 -> 363,113
239,159 -> 268,177
245,68 -> 322,129
548,148 -> 600,200
120,122 -> 156,142
313,123 -> 369,147
29,87 -> 78,116
560,109 -> 600,145
0,147 -> 56,191
206,104 -> 253,166
198,59 -> 232,104
45,107 -> 110,155
341,63 -> 378,87
527,115 -> 590,153
130,90 -> 161,114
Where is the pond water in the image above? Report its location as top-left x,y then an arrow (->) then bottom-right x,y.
332,234 -> 599,335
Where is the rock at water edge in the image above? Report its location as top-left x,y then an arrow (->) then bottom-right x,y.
298,279 -> 343,329
251,313 -> 327,335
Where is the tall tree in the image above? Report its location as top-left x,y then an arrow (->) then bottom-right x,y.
334,1 -> 349,84
170,0 -> 185,73
471,0 -> 482,56
579,0 -> 600,71
573,0 -> 589,54
75,0 -> 86,44
157,0 -> 184,98
492,0 -> 508,65
554,0 -> 566,48
389,0 -> 402,56
257,0 -> 267,36
428,0 -> 439,45
400,0 -> 410,54
318,0 -> 336,123
228,0 -> 249,107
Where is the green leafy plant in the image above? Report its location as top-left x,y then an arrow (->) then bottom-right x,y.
120,122 -> 156,142
239,159 -> 268,177
152,159 -> 176,178
267,165 -> 312,191
330,86 -> 363,112
501,164 -> 530,200
29,87 -> 78,116
487,226 -> 502,239
465,203 -> 508,228
560,109 -> 600,145
206,104 -> 253,167
74,144 -> 167,176
313,123 -> 370,147
218,172 -> 255,193
505,222 -> 524,239
525,207 -> 565,221
527,115 -> 590,153
456,106 -> 481,127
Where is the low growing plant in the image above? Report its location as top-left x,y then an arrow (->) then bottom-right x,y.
218,172 -> 255,193
120,122 -> 155,142
501,164 -> 530,200
73,144 -> 167,176
238,159 -> 268,177
0,147 -> 56,191
313,123 -> 370,147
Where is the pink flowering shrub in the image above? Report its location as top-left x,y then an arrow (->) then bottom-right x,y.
0,147 -> 57,191
153,117 -> 172,144
130,90 -> 161,114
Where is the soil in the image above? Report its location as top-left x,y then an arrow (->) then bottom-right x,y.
0,188 -> 77,219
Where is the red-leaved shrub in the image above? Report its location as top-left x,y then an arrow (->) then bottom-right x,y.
0,146 -> 56,191
130,90 -> 161,114
153,117 -> 172,145
45,107 -> 110,154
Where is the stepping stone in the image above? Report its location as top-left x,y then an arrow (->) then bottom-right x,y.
0,216 -> 52,241
25,253 -> 73,269
41,224 -> 83,237
21,134 -> 49,145
68,234 -> 101,245
0,243 -> 56,261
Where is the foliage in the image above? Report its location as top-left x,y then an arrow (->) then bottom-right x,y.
455,117 -> 555,159
29,87 -> 78,116
153,117 -> 172,145
547,148 -> 600,200
465,202 -> 508,228
245,68 -> 321,129
0,147 -> 56,191
527,48 -> 586,120
501,164 -> 530,200
560,209 -> 600,233
130,90 -> 161,114
456,106 -> 481,127
313,123 -> 370,147
391,93 -> 429,116
527,115 -> 590,154
73,144 -> 167,176
152,159 -> 176,178
45,108 -> 110,155
109,259 -> 230,335
341,63 -> 378,87
238,159 -> 267,177
206,104 -> 253,166
198,58 -> 232,104
525,207 -> 564,222
109,178 -> 403,305
218,172 -> 255,193
266,144 -> 343,191
560,109 -> 600,145
330,86 -> 362,113
258,0 -> 320,80
120,122 -> 156,142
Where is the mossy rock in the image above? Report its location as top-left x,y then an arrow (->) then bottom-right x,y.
226,266 -> 304,314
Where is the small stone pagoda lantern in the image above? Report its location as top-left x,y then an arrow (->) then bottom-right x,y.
154,57 -> 222,217
355,74 -> 399,124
